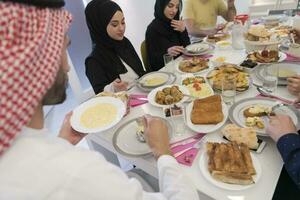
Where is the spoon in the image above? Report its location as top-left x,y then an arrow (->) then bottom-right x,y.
257,87 -> 293,105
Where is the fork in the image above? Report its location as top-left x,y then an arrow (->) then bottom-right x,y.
173,137 -> 206,157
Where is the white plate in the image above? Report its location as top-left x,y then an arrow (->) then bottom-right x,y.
254,62 -> 300,85
185,43 -> 210,53
185,99 -> 228,133
137,72 -> 176,92
113,118 -> 172,157
182,43 -> 215,56
180,75 -> 214,99
176,60 -> 211,74
71,97 -> 126,133
199,150 -> 262,190
248,51 -> 287,64
228,98 -> 298,136
147,84 -> 190,108
138,71 -> 170,88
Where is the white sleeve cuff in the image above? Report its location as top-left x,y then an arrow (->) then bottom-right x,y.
157,155 -> 177,168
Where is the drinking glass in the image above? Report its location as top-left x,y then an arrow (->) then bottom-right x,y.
262,65 -> 278,93
163,54 -> 174,72
169,105 -> 185,137
221,77 -> 236,105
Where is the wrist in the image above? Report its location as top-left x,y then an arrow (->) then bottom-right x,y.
154,149 -> 173,160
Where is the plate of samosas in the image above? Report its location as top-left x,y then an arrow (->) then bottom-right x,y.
147,85 -> 190,108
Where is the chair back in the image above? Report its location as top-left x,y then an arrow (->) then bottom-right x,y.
140,40 -> 150,71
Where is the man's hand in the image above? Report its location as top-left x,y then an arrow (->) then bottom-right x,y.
59,112 -> 87,145
171,20 -> 186,32
167,46 -> 184,57
112,78 -> 129,92
266,114 -> 297,142
287,75 -> 300,95
143,115 -> 172,160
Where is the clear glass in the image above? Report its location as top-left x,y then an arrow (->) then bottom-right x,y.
163,54 -> 174,73
169,106 -> 185,137
263,65 -> 278,93
221,77 -> 236,105
231,23 -> 245,50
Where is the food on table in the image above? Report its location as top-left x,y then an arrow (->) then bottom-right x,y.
186,43 -> 209,53
206,33 -> 230,43
182,76 -> 206,85
191,95 -> 224,124
240,59 -> 257,69
164,104 -> 183,117
207,142 -> 256,185
143,76 -> 167,87
272,25 -> 297,38
186,83 -> 213,98
207,64 -> 249,92
216,41 -> 231,49
277,68 -> 297,78
179,57 -> 209,73
222,124 -> 259,149
243,105 -> 272,118
245,117 -> 265,129
96,91 -> 128,102
245,25 -> 272,42
155,85 -> 184,105
214,56 -> 226,63
80,103 -> 117,129
247,50 -> 279,63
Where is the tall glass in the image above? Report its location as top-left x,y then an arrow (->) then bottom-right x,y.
262,65 -> 278,93
163,54 -> 174,72
221,77 -> 236,105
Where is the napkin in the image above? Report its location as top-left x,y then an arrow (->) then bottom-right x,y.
129,94 -> 148,107
170,133 -> 205,166
256,94 -> 294,104
284,53 -> 300,62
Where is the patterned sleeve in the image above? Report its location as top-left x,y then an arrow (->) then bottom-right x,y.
277,133 -> 300,188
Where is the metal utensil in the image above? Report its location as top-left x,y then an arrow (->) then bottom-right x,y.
271,103 -> 287,112
135,118 -> 146,143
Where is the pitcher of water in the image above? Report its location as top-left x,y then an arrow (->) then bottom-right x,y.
231,23 -> 245,50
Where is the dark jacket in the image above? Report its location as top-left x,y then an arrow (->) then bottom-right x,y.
145,0 -> 190,71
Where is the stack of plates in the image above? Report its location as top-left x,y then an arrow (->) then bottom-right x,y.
183,43 -> 215,56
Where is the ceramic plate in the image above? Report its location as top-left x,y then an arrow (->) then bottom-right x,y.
138,71 -> 170,88
185,100 -> 228,133
71,96 -> 126,133
248,51 -> 287,64
199,150 -> 262,190
137,72 -> 176,92
112,117 -> 172,157
147,84 -> 190,108
228,97 -> 299,136
182,43 -> 215,56
185,43 -> 210,53
176,59 -> 211,74
254,62 -> 300,86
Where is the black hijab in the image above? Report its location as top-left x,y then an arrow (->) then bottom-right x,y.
152,0 -> 181,36
85,0 -> 145,82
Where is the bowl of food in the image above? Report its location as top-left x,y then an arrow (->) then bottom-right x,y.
216,41 -> 232,50
244,25 -> 281,52
211,56 -> 227,67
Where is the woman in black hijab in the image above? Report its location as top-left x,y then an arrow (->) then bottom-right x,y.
85,0 -> 146,94
146,0 -> 190,71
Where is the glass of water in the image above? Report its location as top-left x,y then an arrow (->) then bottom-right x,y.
221,76 -> 236,105
263,65 -> 278,93
163,54 -> 174,72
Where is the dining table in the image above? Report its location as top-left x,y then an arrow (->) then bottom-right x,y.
85,37 -> 300,200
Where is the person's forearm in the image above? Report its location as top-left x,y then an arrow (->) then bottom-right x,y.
157,155 -> 199,200
277,133 -> 300,188
226,6 -> 236,22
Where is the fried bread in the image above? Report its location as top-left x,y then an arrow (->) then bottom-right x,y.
191,95 -> 224,124
207,142 -> 256,185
